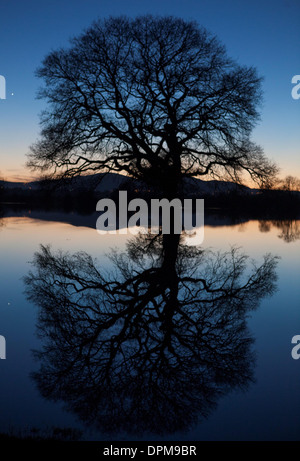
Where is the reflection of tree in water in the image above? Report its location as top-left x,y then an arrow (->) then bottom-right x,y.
276,220 -> 300,243
258,221 -> 271,233
0,207 -> 4,231
259,219 -> 300,243
24,234 -> 278,436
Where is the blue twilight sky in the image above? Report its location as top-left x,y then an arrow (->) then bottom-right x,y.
0,0 -> 299,182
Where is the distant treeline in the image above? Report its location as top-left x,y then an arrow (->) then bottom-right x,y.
202,189 -> 300,219
0,179 -> 299,219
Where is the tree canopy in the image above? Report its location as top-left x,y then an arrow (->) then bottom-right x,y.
28,15 -> 278,193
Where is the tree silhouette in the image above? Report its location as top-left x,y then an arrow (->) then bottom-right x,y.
278,175 -> 300,192
28,16 -> 277,194
24,233 -> 278,435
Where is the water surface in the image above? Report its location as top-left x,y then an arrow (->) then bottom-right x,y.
0,211 -> 299,440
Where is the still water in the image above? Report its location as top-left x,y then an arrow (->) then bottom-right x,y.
0,210 -> 299,441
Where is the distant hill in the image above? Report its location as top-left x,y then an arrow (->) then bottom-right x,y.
0,180 -> 34,190
1,174 -> 300,208
182,177 -> 254,196
0,173 -> 256,196
1,173 -> 299,218
0,173 -> 127,194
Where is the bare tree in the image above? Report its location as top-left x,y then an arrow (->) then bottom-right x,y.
278,175 -> 300,192
28,16 -> 277,195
